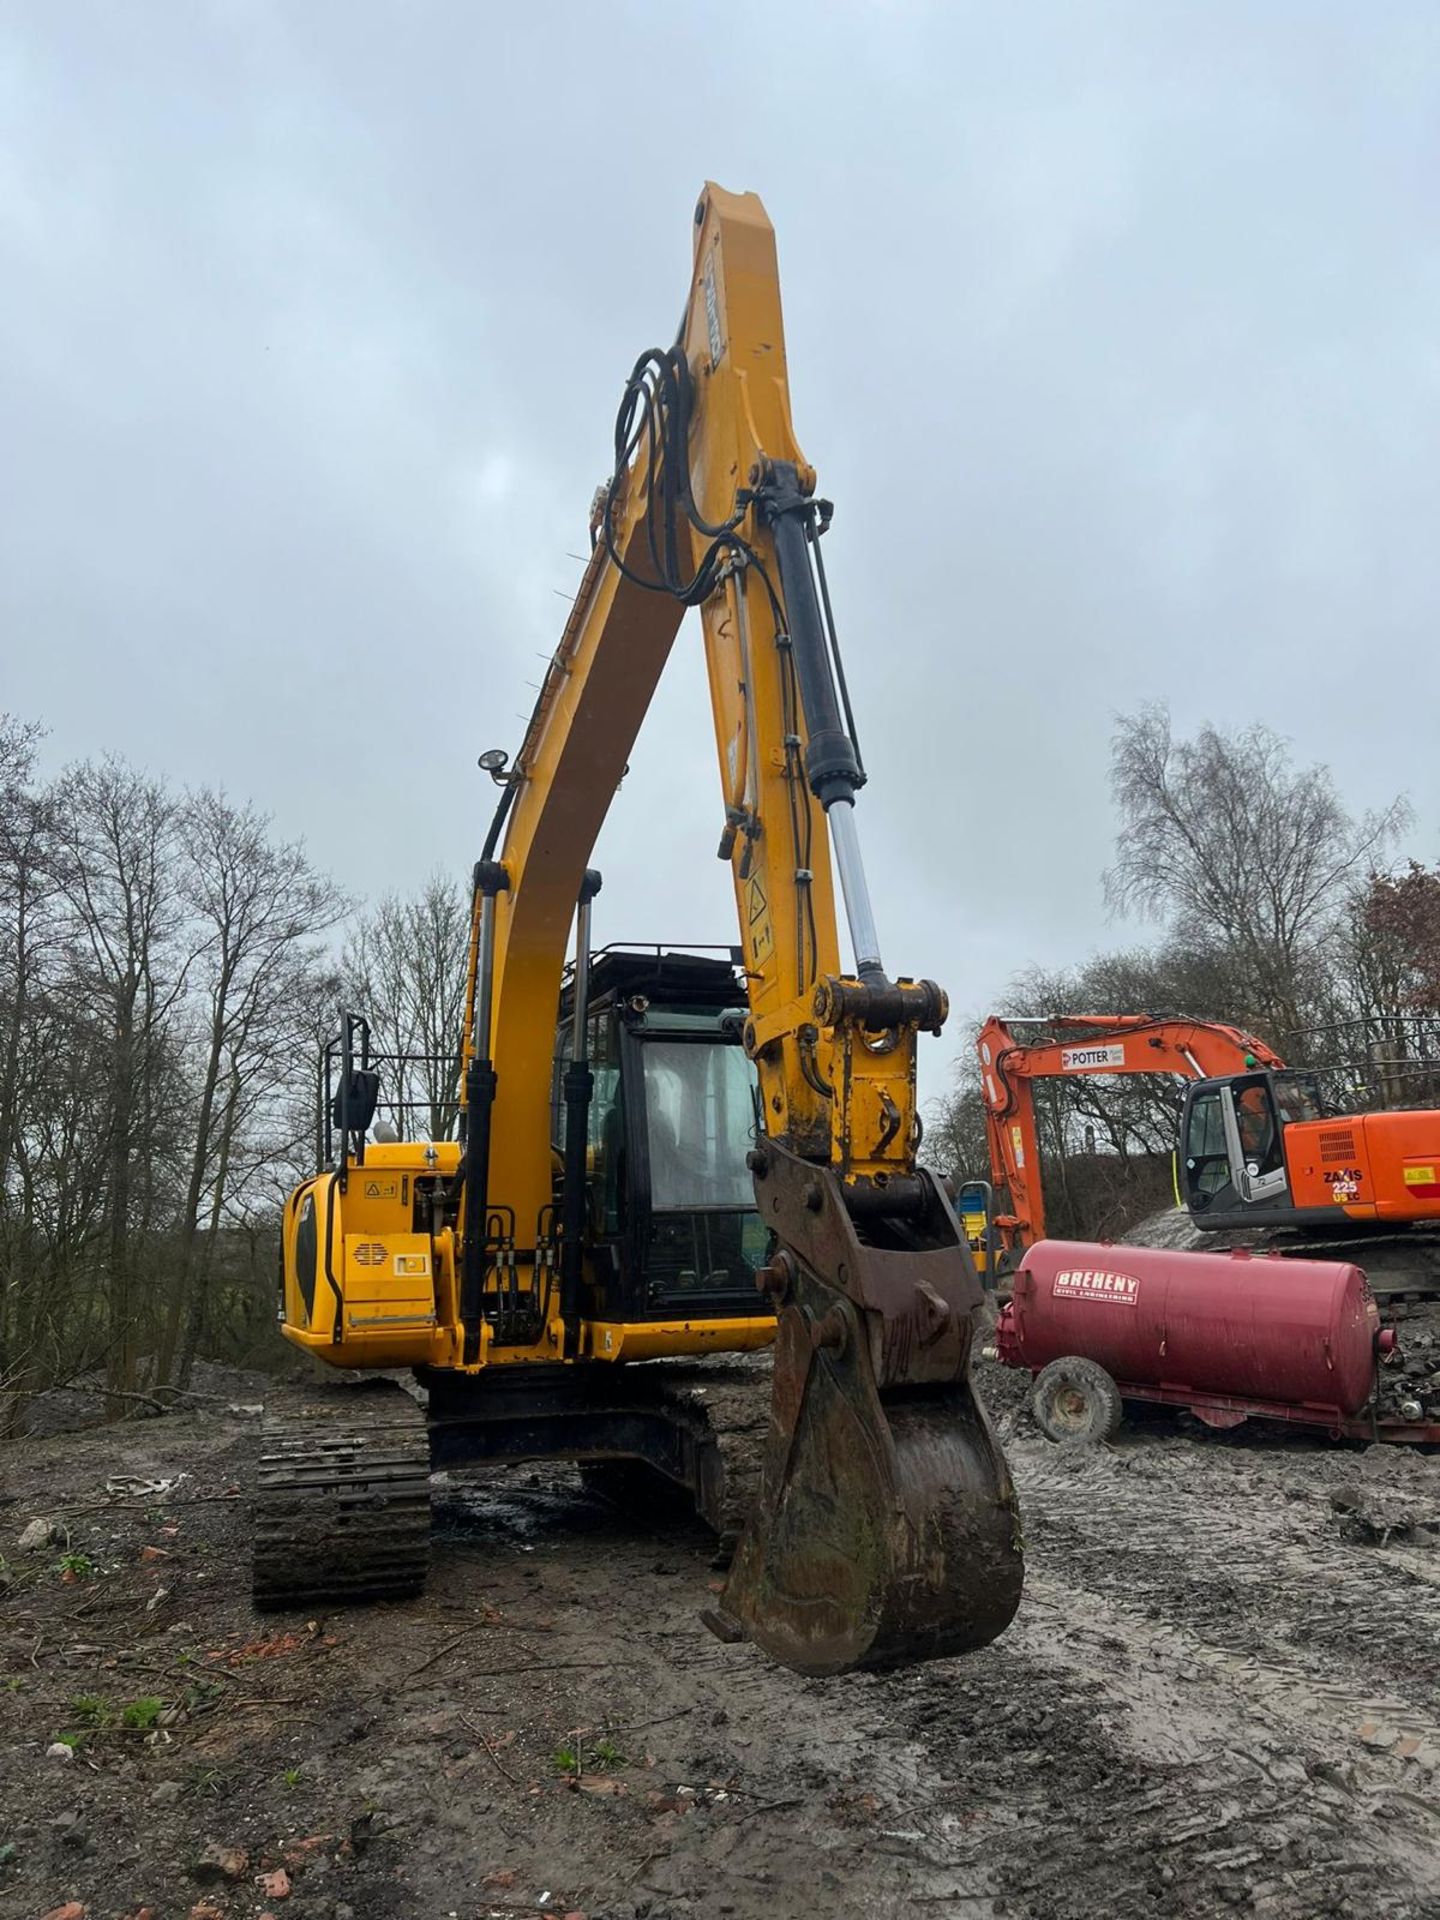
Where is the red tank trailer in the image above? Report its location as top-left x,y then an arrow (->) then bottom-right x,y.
992,1240 -> 1432,1446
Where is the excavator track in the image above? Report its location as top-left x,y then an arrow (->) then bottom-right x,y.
550,1358 -> 775,1556
651,1356 -> 773,1555
250,1350 -> 1001,1649
1249,1231 -> 1440,1303
253,1376 -> 431,1610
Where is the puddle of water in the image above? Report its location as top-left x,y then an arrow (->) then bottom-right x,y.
432,1469 -> 605,1544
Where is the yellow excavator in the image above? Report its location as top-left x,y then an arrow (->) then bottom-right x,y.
256,183 -> 1022,1676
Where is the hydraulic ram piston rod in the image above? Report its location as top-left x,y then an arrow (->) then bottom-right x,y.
827,798 -> 882,979
758,458 -> 885,982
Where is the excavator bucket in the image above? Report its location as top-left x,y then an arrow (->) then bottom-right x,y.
707,1148 -> 1023,1675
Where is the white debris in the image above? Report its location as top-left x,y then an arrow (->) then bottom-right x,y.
105,1472 -> 188,1496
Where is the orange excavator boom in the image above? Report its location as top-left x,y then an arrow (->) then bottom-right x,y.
976,1013 -> 1284,1250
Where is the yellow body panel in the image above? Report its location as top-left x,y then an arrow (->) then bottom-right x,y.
280,1146 -> 469,1369
582,1318 -> 776,1364
281,1142 -> 775,1373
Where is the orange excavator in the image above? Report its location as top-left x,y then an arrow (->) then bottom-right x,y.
976,1013 -> 1440,1283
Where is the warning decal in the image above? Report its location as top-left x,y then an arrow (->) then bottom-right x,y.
746,872 -> 774,968
1053,1267 -> 1140,1306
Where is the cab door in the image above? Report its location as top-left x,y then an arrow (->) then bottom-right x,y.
1179,1082 -> 1240,1215
1227,1072 -> 1292,1205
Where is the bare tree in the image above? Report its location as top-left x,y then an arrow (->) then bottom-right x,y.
1104,704 -> 1408,1054
344,873 -> 469,1139
161,790 -> 347,1384
0,716 -> 52,1202
0,718 -> 359,1425
1307,866 -> 1440,1109
49,759 -> 190,1406
1363,862 -> 1440,1014
0,716 -> 68,1428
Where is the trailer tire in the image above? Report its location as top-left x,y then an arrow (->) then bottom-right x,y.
1031,1357 -> 1123,1446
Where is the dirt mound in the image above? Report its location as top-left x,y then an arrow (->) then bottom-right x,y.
1124,1203 -> 1209,1251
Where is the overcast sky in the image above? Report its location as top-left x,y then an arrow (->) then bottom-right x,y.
4,1 -> 1438,1111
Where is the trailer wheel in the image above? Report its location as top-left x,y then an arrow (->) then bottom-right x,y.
1031,1357 -> 1123,1445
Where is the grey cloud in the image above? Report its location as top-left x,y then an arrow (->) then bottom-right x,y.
3,0 -> 1437,1113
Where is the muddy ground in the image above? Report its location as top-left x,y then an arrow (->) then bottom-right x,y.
3,1361 -> 1440,1920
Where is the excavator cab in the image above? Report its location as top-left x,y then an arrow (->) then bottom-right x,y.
553,947 -> 769,1324
1178,1069 -> 1328,1226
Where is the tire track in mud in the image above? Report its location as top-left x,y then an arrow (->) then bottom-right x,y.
432,1422 -> 1440,1919
17,1398 -> 1440,1920
1014,1438 -> 1440,1719
983,1432 -> 1440,1915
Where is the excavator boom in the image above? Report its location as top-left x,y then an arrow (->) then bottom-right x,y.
978,1010 -> 1440,1265
978,1012 -> 1282,1250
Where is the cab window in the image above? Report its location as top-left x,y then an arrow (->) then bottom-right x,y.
642,1039 -> 756,1211
587,1013 -> 625,1234
1185,1088 -> 1231,1204
1273,1073 -> 1323,1125
1233,1076 -> 1283,1177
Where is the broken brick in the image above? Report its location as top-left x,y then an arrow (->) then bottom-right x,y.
193,1839 -> 249,1882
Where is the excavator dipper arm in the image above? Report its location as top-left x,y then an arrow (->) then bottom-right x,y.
462,185 -> 1021,1674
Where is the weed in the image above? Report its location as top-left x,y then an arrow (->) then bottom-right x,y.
181,1678 -> 224,1717
56,1552 -> 95,1581
2,1677 -> 22,1694
121,1696 -> 165,1731
69,1694 -> 113,1728
193,1767 -> 225,1797
550,1736 -> 624,1776
282,1766 -> 304,1789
